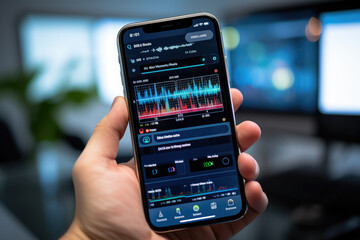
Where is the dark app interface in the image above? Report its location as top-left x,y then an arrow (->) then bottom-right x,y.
122,17 -> 243,228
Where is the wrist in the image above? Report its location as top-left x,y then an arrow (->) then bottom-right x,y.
60,219 -> 90,240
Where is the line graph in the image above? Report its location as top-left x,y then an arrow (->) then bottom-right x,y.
135,74 -> 223,121
147,178 -> 237,203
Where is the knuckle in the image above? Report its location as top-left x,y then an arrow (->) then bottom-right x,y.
72,159 -> 83,179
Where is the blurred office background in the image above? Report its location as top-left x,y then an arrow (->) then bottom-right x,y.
0,0 -> 360,239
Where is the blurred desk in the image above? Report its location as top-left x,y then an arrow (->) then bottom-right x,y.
0,202 -> 37,240
0,162 -> 75,239
234,169 -> 360,240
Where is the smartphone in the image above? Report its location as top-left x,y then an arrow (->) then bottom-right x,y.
117,13 -> 247,231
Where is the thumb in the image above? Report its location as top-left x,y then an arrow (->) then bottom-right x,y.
82,96 -> 129,161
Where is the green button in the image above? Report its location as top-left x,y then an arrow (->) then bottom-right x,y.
142,136 -> 151,144
203,161 -> 214,168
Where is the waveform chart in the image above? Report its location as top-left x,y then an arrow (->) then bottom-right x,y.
135,74 -> 223,121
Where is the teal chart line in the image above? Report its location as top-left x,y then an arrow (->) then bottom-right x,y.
141,63 -> 205,74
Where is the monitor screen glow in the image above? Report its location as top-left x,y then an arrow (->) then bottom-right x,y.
227,12 -> 318,113
319,9 -> 360,116
19,15 -> 140,104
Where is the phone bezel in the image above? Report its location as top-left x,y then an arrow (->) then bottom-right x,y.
117,13 -> 247,232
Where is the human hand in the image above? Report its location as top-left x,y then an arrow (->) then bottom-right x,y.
61,89 -> 268,240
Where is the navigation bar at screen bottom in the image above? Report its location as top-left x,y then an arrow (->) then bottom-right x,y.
149,195 -> 242,227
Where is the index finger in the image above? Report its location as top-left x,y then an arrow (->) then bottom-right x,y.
230,88 -> 243,112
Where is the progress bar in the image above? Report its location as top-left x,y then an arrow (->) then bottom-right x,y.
180,215 -> 215,223
141,63 -> 205,74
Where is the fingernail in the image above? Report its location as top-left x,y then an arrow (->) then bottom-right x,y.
255,160 -> 260,175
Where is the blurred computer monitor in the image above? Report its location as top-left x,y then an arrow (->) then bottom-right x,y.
19,14 -> 141,104
318,6 -> 360,142
227,10 -> 318,114
18,14 -> 139,156
319,8 -> 360,116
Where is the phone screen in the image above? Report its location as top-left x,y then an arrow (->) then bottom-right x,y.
118,14 -> 246,230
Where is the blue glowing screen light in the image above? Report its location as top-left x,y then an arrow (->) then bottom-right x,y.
226,11 -> 318,113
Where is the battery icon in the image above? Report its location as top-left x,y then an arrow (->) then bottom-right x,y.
204,22 -> 209,26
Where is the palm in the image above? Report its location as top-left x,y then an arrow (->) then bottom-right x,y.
75,156 -> 234,240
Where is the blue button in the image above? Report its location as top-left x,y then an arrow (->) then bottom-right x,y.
140,136 -> 152,144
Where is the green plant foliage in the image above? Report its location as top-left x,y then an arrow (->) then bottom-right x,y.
0,71 -> 97,142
